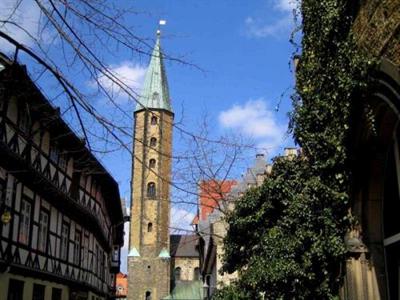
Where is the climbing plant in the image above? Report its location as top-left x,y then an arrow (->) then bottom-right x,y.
214,1 -> 375,299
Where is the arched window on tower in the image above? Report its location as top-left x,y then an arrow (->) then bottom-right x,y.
147,223 -> 153,232
145,291 -> 152,300
149,159 -> 156,168
151,116 -> 157,125
150,137 -> 157,147
147,182 -> 156,198
174,267 -> 181,281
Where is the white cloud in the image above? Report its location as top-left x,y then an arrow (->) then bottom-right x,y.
219,99 -> 286,151
0,0 -> 41,53
275,0 -> 298,12
171,207 -> 196,233
245,15 -> 292,38
244,0 -> 298,38
95,61 -> 147,103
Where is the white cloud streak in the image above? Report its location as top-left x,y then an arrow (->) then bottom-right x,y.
95,61 -> 147,103
244,0 -> 298,38
275,0 -> 298,12
219,98 -> 286,151
171,207 -> 196,233
0,0 -> 41,53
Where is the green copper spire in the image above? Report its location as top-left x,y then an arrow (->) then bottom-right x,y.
135,31 -> 172,112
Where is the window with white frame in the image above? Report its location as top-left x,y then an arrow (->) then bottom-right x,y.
84,234 -> 89,265
0,178 -> 4,206
74,230 -> 81,265
112,246 -> 119,262
18,103 -> 30,134
49,144 -> 60,163
38,210 -> 49,252
94,243 -> 99,273
19,198 -> 31,245
60,222 -> 69,261
59,153 -> 67,170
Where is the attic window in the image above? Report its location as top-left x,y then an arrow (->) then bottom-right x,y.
151,116 -> 157,125
152,92 -> 159,101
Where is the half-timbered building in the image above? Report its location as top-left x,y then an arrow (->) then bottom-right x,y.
0,53 -> 125,300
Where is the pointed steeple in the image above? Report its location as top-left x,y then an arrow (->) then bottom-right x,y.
135,31 -> 172,112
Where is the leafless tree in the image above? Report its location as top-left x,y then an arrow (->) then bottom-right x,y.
0,0 -> 264,236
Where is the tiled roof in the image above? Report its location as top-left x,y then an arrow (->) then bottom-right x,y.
199,179 -> 237,220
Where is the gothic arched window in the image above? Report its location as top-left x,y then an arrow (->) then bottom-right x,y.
151,116 -> 157,125
149,159 -> 156,168
150,137 -> 157,147
147,223 -> 153,232
147,182 -> 156,198
174,267 -> 181,281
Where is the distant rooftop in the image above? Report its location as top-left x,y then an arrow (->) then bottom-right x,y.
170,234 -> 199,258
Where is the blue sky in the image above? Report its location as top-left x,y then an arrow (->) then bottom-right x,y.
108,0 -> 298,196
0,0 -> 298,272
114,0 -> 298,271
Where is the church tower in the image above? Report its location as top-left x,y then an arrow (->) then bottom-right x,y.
128,31 -> 173,300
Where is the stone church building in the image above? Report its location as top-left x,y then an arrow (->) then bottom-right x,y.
127,31 -> 200,300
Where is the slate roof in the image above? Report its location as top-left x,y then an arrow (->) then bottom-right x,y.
170,234 -> 199,258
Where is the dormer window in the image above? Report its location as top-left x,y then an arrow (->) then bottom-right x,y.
152,92 -> 159,102
151,116 -> 157,125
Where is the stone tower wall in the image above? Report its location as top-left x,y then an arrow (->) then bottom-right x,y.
128,109 -> 173,300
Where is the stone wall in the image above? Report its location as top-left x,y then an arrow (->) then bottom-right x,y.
353,0 -> 400,65
342,1 -> 400,299
171,257 -> 200,281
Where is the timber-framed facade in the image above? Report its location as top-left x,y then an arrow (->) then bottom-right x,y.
0,54 -> 124,300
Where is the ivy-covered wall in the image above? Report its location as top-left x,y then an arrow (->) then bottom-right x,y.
213,0 -> 392,299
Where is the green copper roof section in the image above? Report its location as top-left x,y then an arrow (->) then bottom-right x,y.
127,247 -> 140,257
163,281 -> 204,299
158,248 -> 171,259
135,33 -> 172,112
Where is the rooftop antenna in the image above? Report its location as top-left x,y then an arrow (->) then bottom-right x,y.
157,19 -> 167,36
